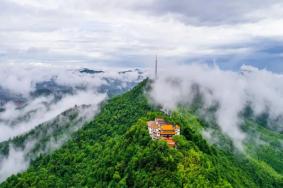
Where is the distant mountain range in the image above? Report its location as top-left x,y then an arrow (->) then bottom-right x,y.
0,67 -> 145,145
0,68 -> 145,108
0,68 -> 146,182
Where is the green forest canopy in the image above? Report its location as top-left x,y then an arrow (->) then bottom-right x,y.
1,79 -> 283,187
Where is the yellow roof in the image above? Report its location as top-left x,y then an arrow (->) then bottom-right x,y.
160,124 -> 174,131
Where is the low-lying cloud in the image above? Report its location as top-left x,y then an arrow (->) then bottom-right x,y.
150,64 -> 283,150
0,62 -> 144,142
0,92 -> 106,142
0,102 -> 103,182
0,62 -> 145,182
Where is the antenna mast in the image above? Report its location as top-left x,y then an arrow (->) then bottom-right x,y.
155,55 -> 158,80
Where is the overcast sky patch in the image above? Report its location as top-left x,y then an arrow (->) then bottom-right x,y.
0,0 -> 283,71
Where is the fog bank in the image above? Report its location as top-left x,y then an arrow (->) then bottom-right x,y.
150,64 -> 283,149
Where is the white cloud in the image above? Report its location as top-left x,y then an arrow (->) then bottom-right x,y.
0,144 -> 30,182
0,101 -> 106,183
0,62 -> 145,142
0,62 -> 146,182
0,92 -> 106,142
1,0 -> 283,68
149,64 -> 283,150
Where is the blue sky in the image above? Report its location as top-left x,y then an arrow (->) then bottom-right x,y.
1,0 -> 283,72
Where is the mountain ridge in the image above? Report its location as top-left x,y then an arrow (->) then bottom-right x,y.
1,79 -> 283,187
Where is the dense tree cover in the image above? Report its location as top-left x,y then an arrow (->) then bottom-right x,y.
1,79 -> 283,187
244,120 -> 283,175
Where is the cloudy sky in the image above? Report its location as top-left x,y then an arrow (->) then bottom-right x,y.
1,0 -> 283,71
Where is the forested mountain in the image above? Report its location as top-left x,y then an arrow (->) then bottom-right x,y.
1,79 -> 283,187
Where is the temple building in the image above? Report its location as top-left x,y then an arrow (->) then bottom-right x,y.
147,118 -> 180,148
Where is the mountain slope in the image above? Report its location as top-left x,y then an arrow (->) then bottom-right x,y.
0,105 -> 90,155
1,79 -> 283,187
0,104 -> 98,182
